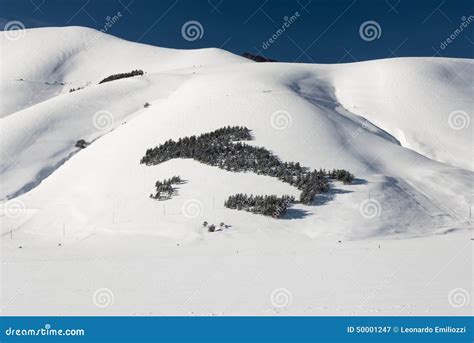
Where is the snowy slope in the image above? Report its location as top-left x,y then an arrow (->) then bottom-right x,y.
0,27 -> 472,316
332,58 -> 474,171
0,26 -> 248,118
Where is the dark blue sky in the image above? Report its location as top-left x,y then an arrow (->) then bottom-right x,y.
1,0 -> 473,63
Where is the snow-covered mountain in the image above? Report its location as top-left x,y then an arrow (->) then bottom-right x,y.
1,27 -> 472,316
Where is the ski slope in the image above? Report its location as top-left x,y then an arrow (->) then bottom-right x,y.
1,27 -> 472,316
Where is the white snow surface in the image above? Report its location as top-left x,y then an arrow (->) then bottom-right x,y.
0,27 -> 472,316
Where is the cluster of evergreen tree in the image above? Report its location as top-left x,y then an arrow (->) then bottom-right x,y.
224,194 -> 295,218
295,169 -> 330,204
141,126 -> 354,215
141,126 -> 253,167
328,169 -> 355,184
149,176 -> 182,200
75,139 -> 88,149
98,69 -> 144,84
69,86 -> 84,92
202,221 -> 228,232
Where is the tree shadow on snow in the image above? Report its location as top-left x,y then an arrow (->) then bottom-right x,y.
282,208 -> 312,220
281,187 -> 355,220
281,178 -> 367,220
312,187 -> 354,206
